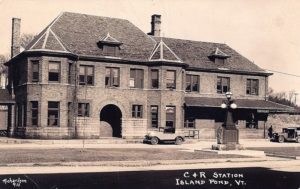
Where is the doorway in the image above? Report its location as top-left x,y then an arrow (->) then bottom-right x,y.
100,104 -> 122,137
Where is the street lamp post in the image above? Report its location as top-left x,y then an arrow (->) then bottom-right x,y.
213,92 -> 243,150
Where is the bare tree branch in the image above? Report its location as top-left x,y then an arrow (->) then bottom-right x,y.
20,33 -> 36,49
0,54 -> 10,74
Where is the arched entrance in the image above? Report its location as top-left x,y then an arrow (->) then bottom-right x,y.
100,104 -> 122,137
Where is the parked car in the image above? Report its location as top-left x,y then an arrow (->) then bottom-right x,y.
144,127 -> 185,145
272,127 -> 300,143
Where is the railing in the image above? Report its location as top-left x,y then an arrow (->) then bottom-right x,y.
184,129 -> 200,139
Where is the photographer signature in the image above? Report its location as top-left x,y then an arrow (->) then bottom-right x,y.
2,177 -> 27,187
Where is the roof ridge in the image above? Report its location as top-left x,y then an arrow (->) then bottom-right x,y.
156,36 -> 227,45
27,12 -> 64,50
49,29 -> 69,52
61,11 -> 130,22
42,29 -> 50,49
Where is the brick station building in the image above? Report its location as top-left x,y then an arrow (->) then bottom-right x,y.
4,12 -> 293,139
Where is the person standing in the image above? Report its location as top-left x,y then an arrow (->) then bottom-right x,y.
268,125 -> 273,138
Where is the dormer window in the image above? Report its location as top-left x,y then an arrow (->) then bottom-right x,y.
209,48 -> 230,63
97,33 -> 122,57
103,44 -> 119,57
215,58 -> 225,64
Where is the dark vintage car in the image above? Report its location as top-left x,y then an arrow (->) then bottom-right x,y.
272,127 -> 300,143
143,127 -> 185,145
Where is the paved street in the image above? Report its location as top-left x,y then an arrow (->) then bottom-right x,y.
0,166 -> 299,189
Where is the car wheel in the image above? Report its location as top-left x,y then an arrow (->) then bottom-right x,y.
278,135 -> 285,143
296,137 -> 300,143
175,137 -> 183,145
150,137 -> 159,145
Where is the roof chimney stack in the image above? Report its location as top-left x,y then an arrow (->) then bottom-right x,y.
150,14 -> 161,37
11,18 -> 21,58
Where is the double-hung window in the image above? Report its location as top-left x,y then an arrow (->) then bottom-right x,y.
217,77 -> 230,94
32,61 -> 39,82
48,102 -> 60,127
166,70 -> 176,89
132,105 -> 143,118
77,103 -> 90,117
246,79 -> 259,95
31,101 -> 38,126
79,65 -> 94,85
186,74 -> 199,92
130,69 -> 144,88
48,61 -> 60,82
105,67 -> 120,87
166,106 -> 175,128
150,106 -> 158,128
151,70 -> 159,88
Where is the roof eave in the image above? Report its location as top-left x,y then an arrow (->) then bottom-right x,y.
186,66 -> 273,76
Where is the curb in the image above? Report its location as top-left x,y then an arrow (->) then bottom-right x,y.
265,153 -> 300,160
0,157 -> 268,167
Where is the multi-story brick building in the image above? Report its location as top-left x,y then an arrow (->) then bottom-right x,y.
5,12 -> 293,139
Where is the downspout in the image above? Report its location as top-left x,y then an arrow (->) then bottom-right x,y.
264,75 -> 268,138
74,55 -> 79,139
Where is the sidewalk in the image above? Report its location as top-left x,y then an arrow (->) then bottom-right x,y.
0,137 -> 299,149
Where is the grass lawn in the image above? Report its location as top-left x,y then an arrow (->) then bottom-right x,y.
0,148 -> 248,164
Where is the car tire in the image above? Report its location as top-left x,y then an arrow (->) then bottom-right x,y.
175,137 -> 184,145
296,137 -> 300,143
151,137 -> 159,145
278,135 -> 285,143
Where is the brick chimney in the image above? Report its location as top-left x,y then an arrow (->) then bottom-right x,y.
11,18 -> 21,58
150,14 -> 161,37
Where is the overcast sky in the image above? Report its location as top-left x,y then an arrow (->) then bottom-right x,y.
0,0 -> 299,103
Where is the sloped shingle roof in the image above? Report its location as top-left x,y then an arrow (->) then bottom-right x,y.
185,97 -> 294,113
24,12 -> 268,74
154,37 -> 266,73
26,12 -> 156,61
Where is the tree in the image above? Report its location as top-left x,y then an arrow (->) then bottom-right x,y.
20,33 -> 36,49
0,54 -> 9,74
268,87 -> 298,108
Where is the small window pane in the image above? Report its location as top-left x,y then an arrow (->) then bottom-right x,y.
86,67 -> 93,75
48,102 -> 59,108
79,67 -> 85,75
49,62 -> 59,71
48,62 -> 60,82
32,62 -> 39,72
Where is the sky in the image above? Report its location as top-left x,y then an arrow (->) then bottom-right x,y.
0,0 -> 300,104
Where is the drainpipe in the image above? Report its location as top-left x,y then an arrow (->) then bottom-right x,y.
74,55 -> 79,139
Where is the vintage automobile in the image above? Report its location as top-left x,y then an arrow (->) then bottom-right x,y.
272,127 -> 300,143
143,127 -> 185,145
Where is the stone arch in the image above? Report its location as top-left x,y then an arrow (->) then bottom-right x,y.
98,100 -> 126,138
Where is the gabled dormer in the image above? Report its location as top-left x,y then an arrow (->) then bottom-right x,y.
208,47 -> 230,64
97,33 -> 123,57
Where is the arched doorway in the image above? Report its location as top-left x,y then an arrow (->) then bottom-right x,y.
100,104 -> 122,137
